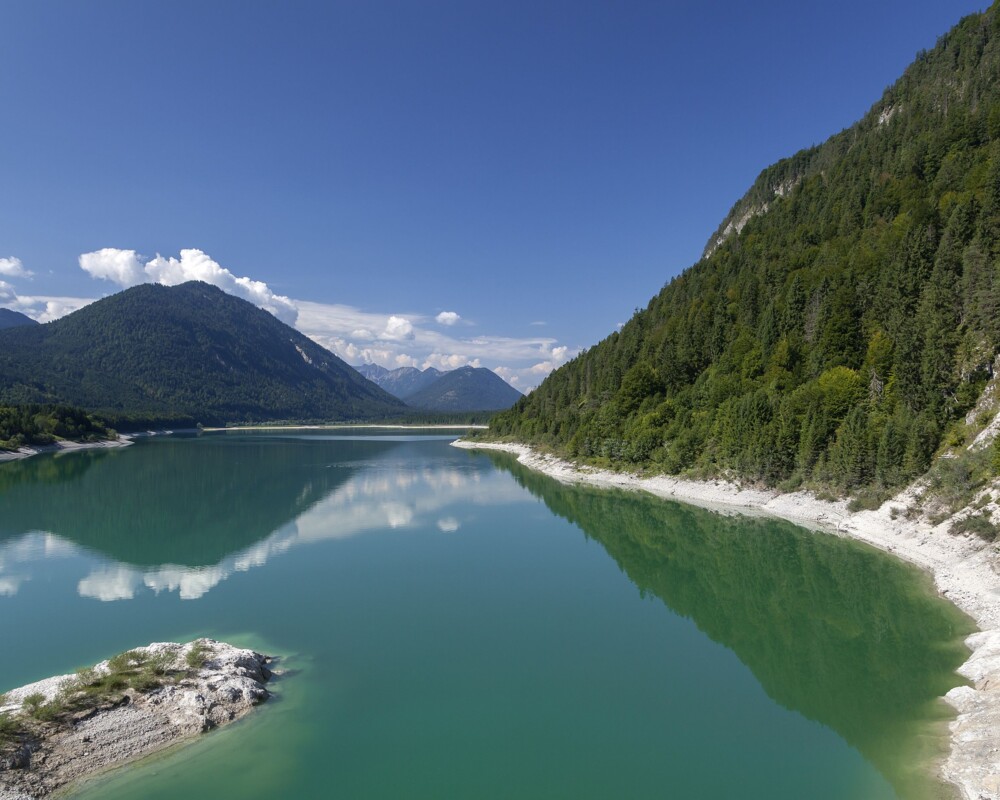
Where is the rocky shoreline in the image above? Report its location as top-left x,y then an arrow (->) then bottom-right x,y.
0,438 -> 132,465
453,439 -> 1000,800
0,640 -> 273,800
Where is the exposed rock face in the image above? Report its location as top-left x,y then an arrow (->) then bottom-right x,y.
0,640 -> 273,800
701,177 -> 800,259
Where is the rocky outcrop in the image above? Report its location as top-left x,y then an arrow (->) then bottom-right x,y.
702,177 -> 800,259
0,640 -> 273,800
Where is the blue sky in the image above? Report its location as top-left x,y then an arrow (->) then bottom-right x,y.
0,0 -> 988,390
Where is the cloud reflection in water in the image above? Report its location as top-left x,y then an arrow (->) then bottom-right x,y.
0,461 -> 525,602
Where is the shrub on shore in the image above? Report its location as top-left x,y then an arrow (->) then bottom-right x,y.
185,641 -> 210,671
2,645 -> 208,735
950,511 -> 1000,541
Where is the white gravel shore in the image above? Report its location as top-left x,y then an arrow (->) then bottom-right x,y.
454,438 -> 1000,800
0,640 -> 273,800
0,438 -> 132,464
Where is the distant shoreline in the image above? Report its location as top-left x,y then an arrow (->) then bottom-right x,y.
453,439 -> 1000,800
0,437 -> 133,465
203,423 -> 488,432
0,429 -> 197,465
0,424 -> 484,465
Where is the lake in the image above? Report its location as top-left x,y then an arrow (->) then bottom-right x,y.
0,430 -> 973,799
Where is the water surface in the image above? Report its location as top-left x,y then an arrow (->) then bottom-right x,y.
0,431 -> 973,799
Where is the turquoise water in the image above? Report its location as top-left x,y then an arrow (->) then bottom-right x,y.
0,431 -> 973,799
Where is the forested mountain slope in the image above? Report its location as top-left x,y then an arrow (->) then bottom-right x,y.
490,5 -> 1000,495
0,282 -> 405,425
0,309 -> 38,330
0,405 -> 114,451
406,366 -> 523,412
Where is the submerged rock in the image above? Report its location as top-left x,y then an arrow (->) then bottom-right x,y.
0,639 -> 274,799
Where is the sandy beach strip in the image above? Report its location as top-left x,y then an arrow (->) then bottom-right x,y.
453,438 -> 1000,800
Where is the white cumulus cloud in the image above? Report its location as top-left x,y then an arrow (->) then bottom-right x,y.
525,344 -> 572,378
33,298 -> 92,322
435,311 -> 461,326
315,337 -> 403,368
21,296 -> 94,323
423,353 -> 482,370
493,366 -> 521,386
78,247 -> 298,325
0,257 -> 32,278
381,315 -> 414,340
285,297 -> 576,386
1,282 -> 95,323
79,248 -> 145,285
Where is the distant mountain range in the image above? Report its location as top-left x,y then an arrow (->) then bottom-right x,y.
0,282 -> 405,425
406,366 -> 522,411
355,364 -> 444,400
356,364 -> 522,412
0,309 -> 39,330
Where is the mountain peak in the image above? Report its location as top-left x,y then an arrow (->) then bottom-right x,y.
406,366 -> 521,412
355,364 -> 444,401
0,308 -> 39,330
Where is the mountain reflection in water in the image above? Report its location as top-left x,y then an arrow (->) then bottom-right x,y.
0,434 -> 974,800
486,451 -> 973,800
0,433 -> 526,600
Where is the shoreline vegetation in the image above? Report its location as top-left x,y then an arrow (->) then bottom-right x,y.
0,406 -> 119,459
0,640 -> 273,800
453,438 -> 1000,800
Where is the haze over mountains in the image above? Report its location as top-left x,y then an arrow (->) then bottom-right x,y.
356,363 -> 522,412
404,366 -> 523,412
355,364 -> 444,400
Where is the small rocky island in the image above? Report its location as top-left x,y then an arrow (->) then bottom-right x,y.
0,640 -> 274,799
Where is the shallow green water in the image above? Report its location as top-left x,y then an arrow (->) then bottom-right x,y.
0,431 -> 973,799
